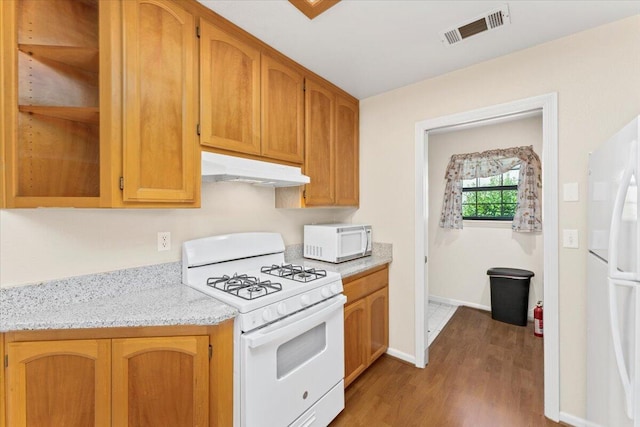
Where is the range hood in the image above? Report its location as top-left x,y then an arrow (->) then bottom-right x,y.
201,152 -> 310,187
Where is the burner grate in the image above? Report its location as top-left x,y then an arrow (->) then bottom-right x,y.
261,264 -> 327,283
207,274 -> 282,300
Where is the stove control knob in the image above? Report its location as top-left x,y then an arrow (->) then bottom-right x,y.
300,295 -> 311,306
277,303 -> 287,316
262,309 -> 274,322
321,287 -> 331,298
330,284 -> 340,294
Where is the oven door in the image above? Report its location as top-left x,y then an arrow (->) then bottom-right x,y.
240,294 -> 346,427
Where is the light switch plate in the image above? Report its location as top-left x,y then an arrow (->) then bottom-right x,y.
563,229 -> 579,248
563,183 -> 579,202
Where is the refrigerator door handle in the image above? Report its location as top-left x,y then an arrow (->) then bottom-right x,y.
608,277 -> 636,419
609,140 -> 638,281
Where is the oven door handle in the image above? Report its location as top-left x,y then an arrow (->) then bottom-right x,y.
246,295 -> 346,349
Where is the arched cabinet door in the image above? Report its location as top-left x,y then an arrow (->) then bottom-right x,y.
122,0 -> 197,203
344,298 -> 368,387
304,78 -> 336,206
200,19 -> 261,156
6,339 -> 111,427
261,54 -> 304,164
335,95 -> 359,207
111,336 -> 209,427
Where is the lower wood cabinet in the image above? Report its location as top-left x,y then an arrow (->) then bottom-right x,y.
343,265 -> 389,387
1,322 -> 233,427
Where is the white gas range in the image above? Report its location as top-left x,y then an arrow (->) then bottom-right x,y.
182,232 -> 346,427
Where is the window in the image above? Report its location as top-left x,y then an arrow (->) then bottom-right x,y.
462,166 -> 519,220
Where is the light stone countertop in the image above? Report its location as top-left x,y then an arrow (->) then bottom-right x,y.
0,263 -> 237,332
0,242 -> 391,333
285,242 -> 392,279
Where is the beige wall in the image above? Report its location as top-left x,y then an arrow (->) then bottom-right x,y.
0,182 -> 354,287
428,116 -> 544,313
352,16 -> 640,419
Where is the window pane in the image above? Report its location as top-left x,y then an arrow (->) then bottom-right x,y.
502,204 -> 517,216
462,204 -> 477,217
462,178 -> 476,188
476,190 -> 501,204
503,168 -> 520,185
503,189 -> 517,204
477,203 -> 501,217
478,175 -> 500,187
462,191 -> 476,204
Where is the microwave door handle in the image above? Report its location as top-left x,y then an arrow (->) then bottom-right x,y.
609,140 -> 637,281
246,295 -> 346,349
361,226 -> 368,255
608,278 -> 636,419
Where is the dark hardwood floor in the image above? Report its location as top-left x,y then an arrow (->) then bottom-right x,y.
331,306 -> 565,427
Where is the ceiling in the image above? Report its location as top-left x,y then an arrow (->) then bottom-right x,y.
198,1 -> 640,99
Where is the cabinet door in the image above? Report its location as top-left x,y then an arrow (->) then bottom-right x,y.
335,95 -> 359,206
2,0 -> 102,208
367,286 -> 389,364
344,299 -> 368,388
200,20 -> 261,156
122,0 -> 197,203
112,336 -> 209,427
6,339 -> 111,427
304,78 -> 335,205
261,54 -> 304,164
0,334 -> 5,427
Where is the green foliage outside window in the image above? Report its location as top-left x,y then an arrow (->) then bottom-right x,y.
462,167 -> 519,220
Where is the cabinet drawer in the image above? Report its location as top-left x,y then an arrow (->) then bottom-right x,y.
344,267 -> 388,304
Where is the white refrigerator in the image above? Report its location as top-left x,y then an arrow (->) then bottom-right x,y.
587,116 -> 640,427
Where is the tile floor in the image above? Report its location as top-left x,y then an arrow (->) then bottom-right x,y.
427,300 -> 458,346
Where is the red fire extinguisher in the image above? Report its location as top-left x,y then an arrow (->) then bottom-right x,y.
534,301 -> 543,337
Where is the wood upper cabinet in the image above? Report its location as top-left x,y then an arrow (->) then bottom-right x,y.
276,78 -> 359,208
304,79 -> 336,206
1,0 -> 200,208
121,0 -> 198,203
261,54 -> 305,163
343,265 -> 389,388
335,95 -> 359,206
112,336 -> 209,427
6,339 -> 111,427
1,0 -> 103,208
199,24 -> 304,164
199,19 -> 261,156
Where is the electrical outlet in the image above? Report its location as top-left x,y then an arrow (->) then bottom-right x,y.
157,232 -> 171,252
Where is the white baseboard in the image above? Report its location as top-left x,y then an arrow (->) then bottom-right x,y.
385,347 -> 415,365
429,295 -> 535,320
559,411 -> 595,427
428,295 -> 489,311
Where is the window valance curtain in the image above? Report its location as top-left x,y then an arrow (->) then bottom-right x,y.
439,145 -> 542,232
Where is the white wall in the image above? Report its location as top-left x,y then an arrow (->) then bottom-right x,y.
0,182 -> 354,287
352,16 -> 640,419
428,116 -> 544,313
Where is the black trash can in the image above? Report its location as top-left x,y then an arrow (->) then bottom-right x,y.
486,267 -> 535,326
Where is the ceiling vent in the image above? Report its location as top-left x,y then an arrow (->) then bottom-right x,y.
440,5 -> 511,46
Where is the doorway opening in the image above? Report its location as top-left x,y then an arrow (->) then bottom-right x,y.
414,93 -> 559,421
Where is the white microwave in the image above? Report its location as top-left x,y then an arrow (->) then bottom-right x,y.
304,224 -> 372,263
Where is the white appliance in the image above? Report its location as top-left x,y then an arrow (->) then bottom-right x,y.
304,224 -> 372,263
201,151 -> 310,187
182,232 -> 345,427
587,116 -> 640,427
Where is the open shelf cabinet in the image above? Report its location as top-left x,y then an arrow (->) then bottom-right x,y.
3,0 -> 102,206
